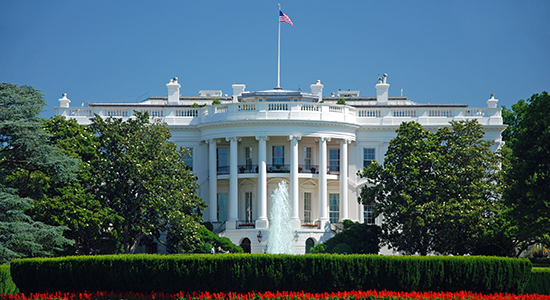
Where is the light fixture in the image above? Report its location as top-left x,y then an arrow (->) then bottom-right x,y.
257,231 -> 262,243
294,230 -> 299,241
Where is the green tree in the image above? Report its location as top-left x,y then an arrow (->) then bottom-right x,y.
502,92 -> 550,254
358,120 -> 507,255
0,191 -> 73,264
89,112 -> 206,253
0,83 -> 77,261
336,98 -> 346,105
310,221 -> 380,254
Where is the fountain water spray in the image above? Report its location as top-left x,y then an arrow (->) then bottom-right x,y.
267,180 -> 295,254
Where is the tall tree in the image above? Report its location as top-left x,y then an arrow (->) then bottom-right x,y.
502,92 -> 550,254
0,83 -> 76,261
358,120 -> 508,255
89,112 -> 205,253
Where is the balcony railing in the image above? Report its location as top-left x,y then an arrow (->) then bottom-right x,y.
267,164 -> 290,173
239,165 -> 258,173
237,220 -> 255,229
56,102 -> 502,127
298,165 -> 319,174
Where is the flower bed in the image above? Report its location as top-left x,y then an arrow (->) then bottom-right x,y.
1,290 -> 550,300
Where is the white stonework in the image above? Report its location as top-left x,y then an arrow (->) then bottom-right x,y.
56,75 -> 505,255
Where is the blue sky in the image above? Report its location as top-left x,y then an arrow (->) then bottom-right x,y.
1,1 -> 549,118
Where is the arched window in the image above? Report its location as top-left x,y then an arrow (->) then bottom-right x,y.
240,238 -> 251,253
305,238 -> 315,254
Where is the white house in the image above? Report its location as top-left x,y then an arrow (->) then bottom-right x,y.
55,74 -> 505,254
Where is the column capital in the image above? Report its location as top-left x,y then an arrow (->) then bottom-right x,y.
315,137 -> 331,143
288,135 -> 302,141
204,138 -> 220,144
226,136 -> 242,142
255,135 -> 269,141
337,138 -> 353,145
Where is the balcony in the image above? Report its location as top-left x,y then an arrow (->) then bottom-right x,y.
267,164 -> 289,173
239,165 -> 258,174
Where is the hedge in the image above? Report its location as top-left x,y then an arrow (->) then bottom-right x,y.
10,254 -> 531,294
524,267 -> 550,295
0,265 -> 18,294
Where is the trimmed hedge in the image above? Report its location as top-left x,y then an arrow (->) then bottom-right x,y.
11,254 -> 531,294
524,267 -> 550,295
0,265 -> 18,294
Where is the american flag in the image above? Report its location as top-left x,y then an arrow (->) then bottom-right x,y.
279,10 -> 293,26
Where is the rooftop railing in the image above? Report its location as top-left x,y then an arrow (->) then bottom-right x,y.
56,102 -> 502,126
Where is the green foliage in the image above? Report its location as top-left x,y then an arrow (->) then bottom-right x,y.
0,84 -> 79,182
0,191 -> 73,264
190,103 -> 200,108
502,92 -> 550,253
0,265 -> 18,294
359,120 -> 509,255
310,222 -> 380,254
9,116 -> 122,255
0,83 -> 77,262
336,98 -> 346,105
11,254 -> 531,294
523,267 -> 550,295
89,112 -> 206,253
195,227 -> 243,253
212,98 -> 221,105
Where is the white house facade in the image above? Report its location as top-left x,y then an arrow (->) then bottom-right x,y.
55,75 -> 505,254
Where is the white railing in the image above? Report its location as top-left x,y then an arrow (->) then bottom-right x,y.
56,103 -> 502,127
357,109 -> 381,117
268,103 -> 288,111
176,109 -> 199,117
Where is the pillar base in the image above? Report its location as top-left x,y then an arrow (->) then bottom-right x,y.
290,218 -> 301,229
255,219 -> 269,229
226,220 -> 237,230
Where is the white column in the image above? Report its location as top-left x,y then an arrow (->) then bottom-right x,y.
289,135 -> 301,229
208,139 -> 218,223
255,135 -> 269,229
317,137 -> 330,230
339,139 -> 350,221
227,136 -> 239,229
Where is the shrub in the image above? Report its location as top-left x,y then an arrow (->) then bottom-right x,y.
11,254 -> 531,294
0,265 -> 18,294
523,267 -> 550,295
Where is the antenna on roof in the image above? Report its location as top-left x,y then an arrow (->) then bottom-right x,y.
401,89 -> 403,97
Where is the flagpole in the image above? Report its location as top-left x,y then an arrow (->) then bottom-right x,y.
277,4 -> 281,89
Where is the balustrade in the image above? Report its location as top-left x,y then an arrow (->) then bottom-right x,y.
56,102 -> 500,126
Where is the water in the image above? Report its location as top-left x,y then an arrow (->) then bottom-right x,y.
267,180 -> 295,254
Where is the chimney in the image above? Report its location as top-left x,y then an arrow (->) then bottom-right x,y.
59,93 -> 71,108
376,74 -> 389,104
487,93 -> 499,108
167,77 -> 180,104
310,80 -> 324,102
232,84 -> 246,102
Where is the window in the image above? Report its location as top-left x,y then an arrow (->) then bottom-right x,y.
272,146 -> 284,166
217,193 -> 228,223
304,147 -> 312,169
245,146 -> 253,170
364,204 -> 374,224
182,147 -> 193,170
304,192 -> 312,223
245,192 -> 253,222
329,194 -> 340,223
217,148 -> 228,173
363,148 -> 375,168
329,148 -> 340,173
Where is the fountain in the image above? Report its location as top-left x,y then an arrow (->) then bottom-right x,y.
267,180 -> 295,254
